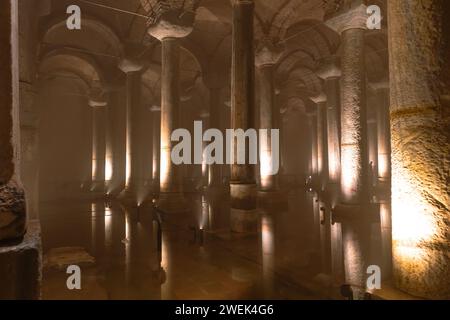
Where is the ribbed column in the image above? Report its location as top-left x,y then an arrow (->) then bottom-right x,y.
230,0 -> 258,233
388,0 -> 450,299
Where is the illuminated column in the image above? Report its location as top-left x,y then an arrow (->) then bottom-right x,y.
230,0 -> 258,233
310,93 -> 328,191
317,58 -> 341,199
206,87 -> 224,192
118,59 -> 144,204
366,90 -> 378,191
370,79 -> 390,184
147,5 -> 195,213
0,0 -> 26,242
306,111 -> 318,183
255,41 -> 282,193
327,4 -> 371,299
150,106 -> 161,194
89,97 -> 107,193
388,0 -> 450,299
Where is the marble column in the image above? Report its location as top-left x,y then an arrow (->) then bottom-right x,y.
388,0 -> 450,299
327,4 -> 372,299
147,6 -> 195,213
150,105 -> 161,195
118,59 -> 144,205
255,42 -> 282,194
89,98 -> 107,194
0,0 -> 26,241
230,0 -> 258,233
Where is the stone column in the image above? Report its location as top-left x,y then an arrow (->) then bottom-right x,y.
310,93 -> 328,192
230,0 -> 258,233
327,4 -> 372,299
0,0 -> 26,242
388,0 -> 450,299
370,79 -> 390,185
150,105 -> 161,195
147,5 -> 195,213
118,59 -> 144,205
0,0 -> 41,299
317,58 -> 341,202
255,42 -> 282,194
366,91 -> 378,191
89,98 -> 107,194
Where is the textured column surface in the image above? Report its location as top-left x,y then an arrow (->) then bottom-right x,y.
230,0 -> 258,233
388,0 -> 450,299
327,4 -> 371,299
0,0 -> 26,242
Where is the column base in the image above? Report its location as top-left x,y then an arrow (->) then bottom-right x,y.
155,192 -> 190,214
0,220 -> 42,299
118,187 -> 139,207
0,180 -> 26,242
230,183 -> 258,233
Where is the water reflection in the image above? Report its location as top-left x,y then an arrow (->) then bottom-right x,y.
40,188 -> 390,300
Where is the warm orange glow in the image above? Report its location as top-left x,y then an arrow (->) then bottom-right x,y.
105,156 -> 113,182
160,140 -> 170,187
378,153 -> 389,179
341,146 -> 359,200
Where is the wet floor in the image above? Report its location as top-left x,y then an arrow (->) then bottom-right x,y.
39,189 -> 345,300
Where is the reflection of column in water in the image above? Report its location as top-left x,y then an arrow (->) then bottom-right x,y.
261,215 -> 275,298
331,222 -> 344,283
104,206 -> 112,249
161,233 -> 171,300
124,210 -> 131,290
200,196 -> 209,230
312,195 -> 322,269
379,202 -> 392,279
91,203 -> 96,254
91,202 -> 105,256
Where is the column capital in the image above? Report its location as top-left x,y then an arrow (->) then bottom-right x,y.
326,4 -> 368,34
199,111 -> 210,119
255,40 -> 284,68
316,57 -> 341,80
118,58 -> 145,74
309,92 -> 327,104
145,1 -> 196,41
88,95 -> 108,108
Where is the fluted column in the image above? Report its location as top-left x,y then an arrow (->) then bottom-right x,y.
147,4 -> 196,213
0,0 -> 26,242
230,0 -> 258,233
388,0 -> 450,299
255,42 -> 282,194
89,98 -> 107,194
118,59 -> 144,205
327,4 -> 372,299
